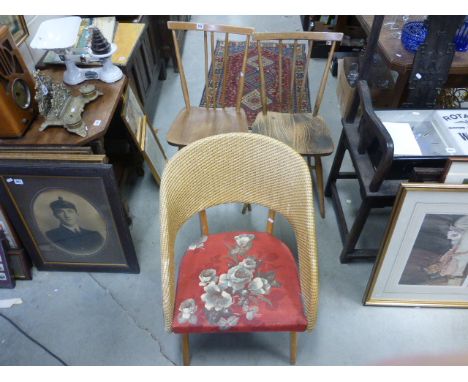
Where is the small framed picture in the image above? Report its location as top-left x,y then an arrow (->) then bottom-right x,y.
0,204 -> 20,249
442,157 -> 468,185
0,162 -> 139,273
140,116 -> 167,184
121,85 -> 167,184
0,16 -> 29,46
365,183 -> 468,308
121,84 -> 145,144
7,248 -> 32,280
0,240 -> 15,288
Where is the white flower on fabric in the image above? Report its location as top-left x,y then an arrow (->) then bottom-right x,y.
245,306 -> 259,321
217,315 -> 240,330
240,257 -> 257,270
234,234 -> 255,250
188,236 -> 208,251
201,282 -> 233,311
198,269 -> 218,286
248,277 -> 271,295
447,229 -> 462,242
177,298 -> 198,325
218,273 -> 230,290
226,264 -> 254,291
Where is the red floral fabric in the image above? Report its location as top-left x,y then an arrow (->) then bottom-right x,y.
172,231 -> 307,334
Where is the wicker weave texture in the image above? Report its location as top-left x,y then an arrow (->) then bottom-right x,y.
160,133 -> 318,332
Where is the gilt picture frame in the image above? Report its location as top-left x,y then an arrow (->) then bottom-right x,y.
364,183 -> 468,308
0,16 -> 29,46
0,162 -> 139,273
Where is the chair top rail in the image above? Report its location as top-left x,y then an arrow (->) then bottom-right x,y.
254,31 -> 343,42
168,21 -> 254,35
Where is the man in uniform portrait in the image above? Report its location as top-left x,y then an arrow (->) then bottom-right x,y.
45,196 -> 104,254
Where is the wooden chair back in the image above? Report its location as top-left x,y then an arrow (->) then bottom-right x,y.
167,21 -> 255,112
356,80 -> 394,192
253,32 -> 343,116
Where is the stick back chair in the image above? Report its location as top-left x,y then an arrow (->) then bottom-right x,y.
166,21 -> 254,148
160,133 -> 318,365
251,32 -> 343,218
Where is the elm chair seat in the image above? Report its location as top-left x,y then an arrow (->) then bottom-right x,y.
167,106 -> 249,147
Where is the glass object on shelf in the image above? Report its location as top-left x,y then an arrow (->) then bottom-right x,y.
454,17 -> 468,52
401,21 -> 428,52
390,15 -> 410,39
346,62 -> 359,86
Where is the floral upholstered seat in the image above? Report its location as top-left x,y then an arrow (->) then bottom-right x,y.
173,232 -> 307,334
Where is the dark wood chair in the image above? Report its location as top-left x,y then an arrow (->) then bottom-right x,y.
251,31 -> 343,218
166,21 -> 254,148
325,80 -> 403,263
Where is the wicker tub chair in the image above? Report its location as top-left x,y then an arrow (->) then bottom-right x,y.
160,132 -> 318,365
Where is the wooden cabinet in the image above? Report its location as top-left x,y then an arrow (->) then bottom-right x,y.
126,17 -> 164,119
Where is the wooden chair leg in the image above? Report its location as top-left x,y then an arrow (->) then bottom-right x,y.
290,332 -> 297,365
325,131 -> 346,197
182,334 -> 191,366
314,155 -> 325,218
241,203 -> 251,214
199,210 -> 209,236
340,199 -> 372,263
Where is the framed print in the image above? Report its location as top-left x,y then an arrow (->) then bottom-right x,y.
0,16 -> 28,46
6,248 -> 32,280
121,84 -> 145,143
0,204 -> 20,249
121,84 -> 167,184
140,115 -> 167,184
365,183 -> 468,307
442,158 -> 468,185
0,239 -> 15,288
0,162 -> 139,273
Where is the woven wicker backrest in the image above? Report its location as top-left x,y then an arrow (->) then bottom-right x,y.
160,132 -> 318,332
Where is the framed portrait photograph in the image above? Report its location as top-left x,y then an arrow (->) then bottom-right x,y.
365,183 -> 468,308
0,16 -> 28,45
442,157 -> 468,185
0,162 -> 139,273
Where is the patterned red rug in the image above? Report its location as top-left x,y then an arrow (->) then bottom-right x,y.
199,41 -> 312,127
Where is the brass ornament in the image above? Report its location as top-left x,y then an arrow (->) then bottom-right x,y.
33,70 -> 103,137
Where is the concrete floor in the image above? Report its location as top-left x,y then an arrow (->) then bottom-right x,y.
1,15 -> 468,366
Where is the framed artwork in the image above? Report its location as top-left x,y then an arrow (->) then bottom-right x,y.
365,184 -> 468,308
0,16 -> 28,46
0,239 -> 15,288
0,162 -> 139,273
0,204 -> 20,249
121,84 -> 145,143
7,248 -> 32,280
121,84 -> 167,184
442,158 -> 468,185
140,115 -> 167,184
